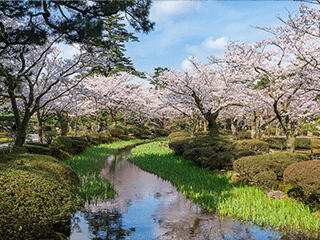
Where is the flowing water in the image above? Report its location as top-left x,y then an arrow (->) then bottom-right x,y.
68,146 -> 309,240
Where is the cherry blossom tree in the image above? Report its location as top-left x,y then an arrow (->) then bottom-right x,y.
224,38 -> 320,152
156,58 -> 249,137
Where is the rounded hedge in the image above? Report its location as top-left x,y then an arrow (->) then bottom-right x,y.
283,160 -> 320,200
264,137 -> 311,149
252,171 -> 278,190
182,147 -> 216,167
234,139 -> 270,153
233,152 -> 310,181
50,136 -> 72,152
0,154 -> 83,239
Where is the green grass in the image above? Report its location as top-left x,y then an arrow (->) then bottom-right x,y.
64,138 -> 164,203
128,141 -> 320,238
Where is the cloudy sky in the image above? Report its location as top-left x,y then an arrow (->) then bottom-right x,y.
124,1 -> 315,74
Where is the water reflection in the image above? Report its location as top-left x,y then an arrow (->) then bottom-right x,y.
68,147 -> 302,240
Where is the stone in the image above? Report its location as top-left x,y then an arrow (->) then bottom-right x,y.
231,173 -> 242,183
267,190 -> 285,199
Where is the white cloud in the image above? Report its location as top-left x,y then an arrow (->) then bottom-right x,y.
203,37 -> 228,51
151,1 -> 202,22
181,56 -> 196,71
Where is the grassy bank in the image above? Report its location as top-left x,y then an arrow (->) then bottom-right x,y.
128,141 -> 320,238
63,138 -> 164,203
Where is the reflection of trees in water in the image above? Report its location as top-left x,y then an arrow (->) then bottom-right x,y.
77,210 -> 135,240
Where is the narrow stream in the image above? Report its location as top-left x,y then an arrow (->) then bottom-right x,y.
68,146 -> 305,240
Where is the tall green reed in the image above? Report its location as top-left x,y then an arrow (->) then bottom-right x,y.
129,141 -> 320,238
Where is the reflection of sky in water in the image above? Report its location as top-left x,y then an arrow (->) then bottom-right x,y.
69,147 -> 296,240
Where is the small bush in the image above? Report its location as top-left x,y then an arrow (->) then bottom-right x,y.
235,131 -> 251,140
0,154 -> 83,239
24,144 -> 53,156
108,127 -> 126,138
169,136 -> 233,156
24,142 -> 49,148
50,136 -> 72,152
68,136 -> 88,154
207,150 -> 256,170
252,171 -> 278,190
168,131 -> 190,142
264,137 -> 311,149
284,160 -> 320,200
152,128 -> 171,137
233,152 -> 310,181
182,147 -> 216,166
234,139 -> 269,153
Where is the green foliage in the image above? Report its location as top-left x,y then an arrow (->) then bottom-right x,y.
233,152 -> 310,181
24,144 -> 53,156
182,147 -> 215,166
168,130 -> 191,142
151,128 -> 171,137
234,139 -> 270,153
264,137 -> 311,149
235,131 -> 251,140
108,126 -> 127,137
50,136 -> 88,156
284,160 -> 320,200
129,142 -> 320,237
50,136 -> 72,152
169,136 -> 233,156
207,150 -> 257,170
0,154 -> 83,239
252,171 -> 278,191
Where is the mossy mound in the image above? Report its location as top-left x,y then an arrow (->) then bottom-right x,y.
284,160 -> 320,201
0,154 -> 83,239
234,152 -> 310,182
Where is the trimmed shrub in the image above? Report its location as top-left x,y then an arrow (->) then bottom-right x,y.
108,127 -> 126,138
169,136 -> 233,156
68,136 -> 88,154
50,136 -> 72,152
0,154 -> 83,239
206,150 -> 256,170
234,139 -> 270,153
24,144 -> 53,156
182,147 -> 216,166
264,137 -> 311,149
168,131 -> 190,142
284,160 -> 320,200
233,152 -> 310,181
252,171 -> 278,190
235,131 -> 251,140
24,142 -> 49,148
152,128 -> 171,137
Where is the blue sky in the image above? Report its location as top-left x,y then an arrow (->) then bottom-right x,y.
124,1 -> 315,75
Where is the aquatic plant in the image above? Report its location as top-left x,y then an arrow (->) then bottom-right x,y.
129,142 -> 320,238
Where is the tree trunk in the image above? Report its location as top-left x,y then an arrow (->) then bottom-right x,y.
37,110 -> 43,143
249,112 -> 257,139
287,134 -> 296,153
231,121 -> 237,137
57,112 -> 69,136
275,122 -> 281,137
207,112 -> 219,137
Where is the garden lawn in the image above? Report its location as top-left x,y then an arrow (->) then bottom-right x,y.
128,141 -> 320,238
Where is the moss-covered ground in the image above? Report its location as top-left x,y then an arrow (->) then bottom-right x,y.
128,141 -> 320,238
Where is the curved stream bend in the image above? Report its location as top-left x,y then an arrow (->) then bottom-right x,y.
68,146 -> 303,240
